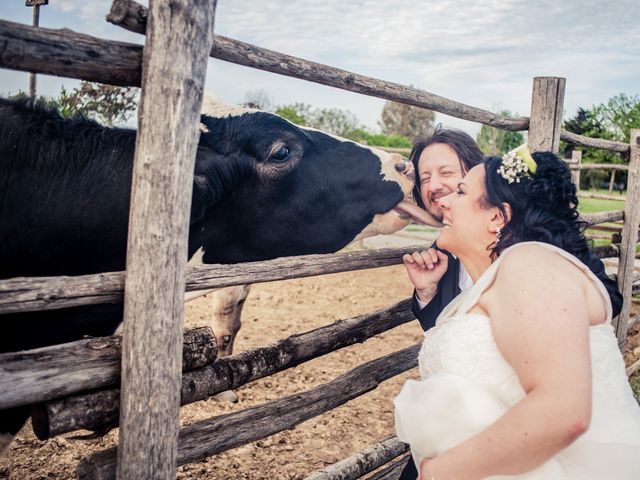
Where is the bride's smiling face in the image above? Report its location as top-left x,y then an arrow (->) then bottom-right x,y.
436,164 -> 499,255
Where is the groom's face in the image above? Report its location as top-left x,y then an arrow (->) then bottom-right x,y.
417,143 -> 466,222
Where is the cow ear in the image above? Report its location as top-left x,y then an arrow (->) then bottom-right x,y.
190,173 -> 215,224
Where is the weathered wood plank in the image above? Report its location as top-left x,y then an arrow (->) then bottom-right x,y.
0,224 -> 619,314
615,129 -> 640,347
76,344 -> 421,480
561,130 -> 630,154
0,19 -> 142,86
365,454 -> 412,480
33,300 -> 414,438
115,0 -> 216,477
107,0 -> 528,131
578,163 -> 629,171
303,436 -> 409,480
0,327 -> 216,410
528,77 -> 565,153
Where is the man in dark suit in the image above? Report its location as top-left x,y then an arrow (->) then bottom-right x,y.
397,128 -> 623,480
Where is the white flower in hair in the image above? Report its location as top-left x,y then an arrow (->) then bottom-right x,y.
497,144 -> 536,184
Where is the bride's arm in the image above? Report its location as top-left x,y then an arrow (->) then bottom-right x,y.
423,245 -> 593,480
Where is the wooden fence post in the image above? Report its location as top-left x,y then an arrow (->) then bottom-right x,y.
615,129 -> 640,347
116,1 -> 216,479
569,150 -> 582,191
528,77 -> 566,153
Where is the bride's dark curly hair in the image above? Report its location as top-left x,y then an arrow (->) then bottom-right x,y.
483,151 -> 591,263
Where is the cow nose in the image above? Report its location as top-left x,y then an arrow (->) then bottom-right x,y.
395,158 -> 415,182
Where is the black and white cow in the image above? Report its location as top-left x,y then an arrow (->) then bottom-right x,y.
0,97 -> 435,450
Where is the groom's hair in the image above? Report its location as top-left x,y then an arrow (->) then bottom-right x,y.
410,126 -> 484,209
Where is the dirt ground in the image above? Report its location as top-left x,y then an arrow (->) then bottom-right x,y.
2,253 -> 639,480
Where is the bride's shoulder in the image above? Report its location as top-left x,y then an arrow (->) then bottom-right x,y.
494,243 -> 576,285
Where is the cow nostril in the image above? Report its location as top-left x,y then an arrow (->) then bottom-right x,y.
395,161 -> 406,173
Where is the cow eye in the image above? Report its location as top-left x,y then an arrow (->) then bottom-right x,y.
270,145 -> 290,163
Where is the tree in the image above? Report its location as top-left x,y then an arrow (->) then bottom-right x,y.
476,110 -> 524,156
56,82 -> 138,126
274,103 -> 311,126
561,93 -> 640,190
242,89 -> 273,111
274,103 -> 360,137
309,107 -> 360,138
379,100 -> 435,140
594,93 -> 640,142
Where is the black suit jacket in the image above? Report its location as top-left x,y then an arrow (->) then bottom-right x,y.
398,246 -> 622,480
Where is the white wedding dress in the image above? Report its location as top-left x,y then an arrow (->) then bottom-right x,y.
394,242 -> 640,479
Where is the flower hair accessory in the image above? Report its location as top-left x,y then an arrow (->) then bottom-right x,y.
497,144 -> 537,183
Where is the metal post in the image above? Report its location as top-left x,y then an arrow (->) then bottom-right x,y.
25,0 -> 48,97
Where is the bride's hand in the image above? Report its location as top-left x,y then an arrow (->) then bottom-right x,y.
402,248 -> 448,302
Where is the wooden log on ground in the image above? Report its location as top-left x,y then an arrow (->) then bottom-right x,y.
0,218 -> 617,314
76,344 -> 421,480
560,130 -> 630,154
107,0 -> 528,131
303,436 -> 409,480
615,129 -> 640,347
366,454 -> 412,480
0,327 -> 216,410
0,19 -> 142,86
33,300 -> 414,438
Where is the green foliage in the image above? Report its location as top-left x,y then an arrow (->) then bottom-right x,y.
348,129 -> 412,148
379,99 -> 435,140
562,93 -> 640,190
476,110 -> 524,155
55,82 -> 138,126
273,102 -> 411,146
275,103 -> 309,126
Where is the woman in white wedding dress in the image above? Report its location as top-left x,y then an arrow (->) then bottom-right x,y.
394,149 -> 640,480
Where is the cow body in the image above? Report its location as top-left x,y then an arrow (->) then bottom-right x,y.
0,97 -> 431,446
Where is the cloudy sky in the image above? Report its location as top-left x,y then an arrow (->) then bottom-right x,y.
1,0 -> 638,135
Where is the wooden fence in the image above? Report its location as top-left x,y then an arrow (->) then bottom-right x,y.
1,0 -> 639,478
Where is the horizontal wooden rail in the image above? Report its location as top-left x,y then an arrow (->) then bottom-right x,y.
0,219 -> 622,315
561,130 -> 630,154
105,0 -> 528,131
0,19 -> 142,86
574,163 -> 629,171
0,246 -> 415,314
303,436 -> 409,480
76,344 -> 421,479
367,454 -> 412,480
0,327 -> 216,410
32,300 -> 414,438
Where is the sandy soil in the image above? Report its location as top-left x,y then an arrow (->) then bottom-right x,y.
1,247 -> 639,479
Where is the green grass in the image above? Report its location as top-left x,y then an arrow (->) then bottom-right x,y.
577,197 -> 626,214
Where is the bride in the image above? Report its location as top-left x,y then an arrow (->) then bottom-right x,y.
394,148 -> 640,479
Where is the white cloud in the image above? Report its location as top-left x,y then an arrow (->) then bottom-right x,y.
2,0 -> 638,136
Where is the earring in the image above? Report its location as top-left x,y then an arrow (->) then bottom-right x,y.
495,227 -> 502,245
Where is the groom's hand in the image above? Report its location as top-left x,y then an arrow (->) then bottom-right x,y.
402,248 -> 448,303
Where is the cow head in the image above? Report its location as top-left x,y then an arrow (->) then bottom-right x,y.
189,104 -> 436,263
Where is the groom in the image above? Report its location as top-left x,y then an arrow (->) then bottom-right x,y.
397,128 -> 623,480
